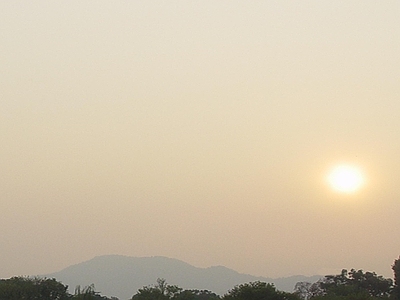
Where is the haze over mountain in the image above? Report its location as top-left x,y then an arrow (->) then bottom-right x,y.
45,255 -> 321,300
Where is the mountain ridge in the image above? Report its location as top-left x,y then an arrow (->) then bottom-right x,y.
45,255 -> 321,300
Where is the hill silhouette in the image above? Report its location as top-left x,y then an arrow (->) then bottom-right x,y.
45,255 -> 320,300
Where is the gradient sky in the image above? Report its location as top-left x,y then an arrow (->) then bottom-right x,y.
1,1 -> 400,280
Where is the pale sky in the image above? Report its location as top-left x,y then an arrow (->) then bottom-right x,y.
1,1 -> 400,280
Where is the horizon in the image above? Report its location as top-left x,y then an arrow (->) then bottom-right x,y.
46,254 -> 324,278
1,1 -> 399,281
45,254 -> 310,276
39,254 -> 325,299
38,254 -> 399,280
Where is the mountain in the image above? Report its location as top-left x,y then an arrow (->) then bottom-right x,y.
45,255 -> 321,300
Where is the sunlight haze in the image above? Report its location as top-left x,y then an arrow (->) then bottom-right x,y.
327,165 -> 364,194
1,1 -> 400,281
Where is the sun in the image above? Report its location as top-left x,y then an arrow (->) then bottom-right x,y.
327,165 -> 364,193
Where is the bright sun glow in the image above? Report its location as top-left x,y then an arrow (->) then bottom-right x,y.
328,165 -> 364,193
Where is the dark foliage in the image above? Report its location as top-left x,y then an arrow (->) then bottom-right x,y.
392,257 -> 400,300
0,276 -> 70,300
0,277 -> 118,300
132,279 -> 220,300
223,281 -> 299,300
295,269 -> 393,300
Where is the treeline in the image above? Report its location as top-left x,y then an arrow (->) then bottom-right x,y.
0,257 -> 399,300
0,277 -> 117,300
294,257 -> 400,300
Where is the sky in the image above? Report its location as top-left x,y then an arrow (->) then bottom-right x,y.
1,1 -> 400,280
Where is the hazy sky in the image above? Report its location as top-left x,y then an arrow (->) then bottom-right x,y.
1,1 -> 400,280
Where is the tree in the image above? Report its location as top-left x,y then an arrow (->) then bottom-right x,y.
294,281 -> 324,300
72,284 -> 119,300
132,279 -> 220,300
0,276 -> 70,300
174,289 -> 220,300
223,281 -> 299,300
132,279 -> 182,300
347,269 -> 392,298
297,269 -> 393,300
393,257 -> 400,300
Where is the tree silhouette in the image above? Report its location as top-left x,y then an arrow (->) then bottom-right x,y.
393,257 -> 400,300
223,281 -> 299,300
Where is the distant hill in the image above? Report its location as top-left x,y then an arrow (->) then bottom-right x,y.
45,255 -> 321,300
